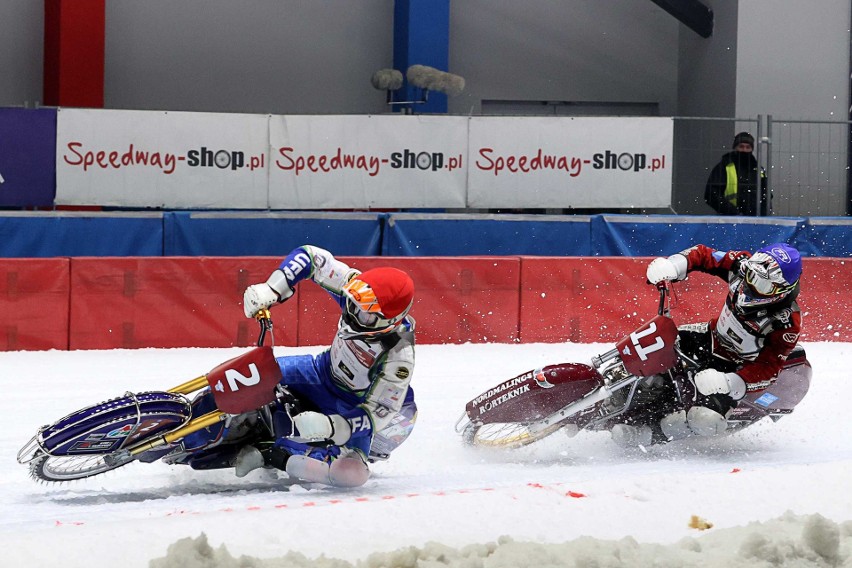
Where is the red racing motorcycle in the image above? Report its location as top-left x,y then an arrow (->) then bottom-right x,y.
456,283 -> 812,449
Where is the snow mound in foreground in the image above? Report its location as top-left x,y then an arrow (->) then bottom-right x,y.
151,511 -> 851,568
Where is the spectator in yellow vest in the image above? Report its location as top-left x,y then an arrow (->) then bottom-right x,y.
704,132 -> 769,215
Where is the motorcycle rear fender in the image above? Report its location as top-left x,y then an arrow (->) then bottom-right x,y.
36,392 -> 191,456
465,363 -> 603,425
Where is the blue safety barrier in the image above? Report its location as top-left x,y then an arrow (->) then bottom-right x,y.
0,212 -> 164,257
382,213 -> 593,256
591,215 -> 806,256
1,212 -> 848,258
792,217 -> 852,257
163,211 -> 383,256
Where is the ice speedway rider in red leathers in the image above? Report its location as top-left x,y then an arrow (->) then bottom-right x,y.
611,242 -> 803,448
234,245 -> 417,487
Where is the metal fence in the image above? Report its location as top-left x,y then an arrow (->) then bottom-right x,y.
767,117 -> 850,217
672,116 -> 850,217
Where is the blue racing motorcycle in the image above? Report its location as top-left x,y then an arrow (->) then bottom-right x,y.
17,312 -> 410,483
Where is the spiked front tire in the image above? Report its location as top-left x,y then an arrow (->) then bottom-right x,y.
29,452 -> 131,482
462,421 -> 565,449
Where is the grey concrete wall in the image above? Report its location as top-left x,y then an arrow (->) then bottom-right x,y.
104,0 -> 394,114
0,0 -> 43,107
676,0 -> 738,117
2,1 -> 847,119
448,0 -> 679,116
672,0 -> 742,215
737,0 -> 850,216
737,0 -> 849,121
0,1 -> 681,115
104,0 -> 681,116
670,0 -> 851,216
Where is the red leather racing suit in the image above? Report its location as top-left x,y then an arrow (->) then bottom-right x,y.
676,245 -> 802,392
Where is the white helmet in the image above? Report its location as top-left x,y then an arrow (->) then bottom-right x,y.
735,243 -> 801,310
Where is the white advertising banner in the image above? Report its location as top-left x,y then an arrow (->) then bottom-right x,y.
467,117 -> 673,208
268,115 -> 467,209
56,109 -> 270,208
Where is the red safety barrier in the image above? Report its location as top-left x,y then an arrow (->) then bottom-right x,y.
796,258 -> 850,342
0,258 -> 70,351
519,257 -> 849,343
68,257 -> 299,349
1,256 -> 848,351
296,257 -> 522,345
519,257 -> 724,343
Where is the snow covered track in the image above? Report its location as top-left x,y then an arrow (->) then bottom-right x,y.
1,342 -> 850,567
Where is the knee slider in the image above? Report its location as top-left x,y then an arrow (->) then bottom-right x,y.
687,406 -> 727,437
285,453 -> 370,488
660,410 -> 691,440
329,455 -> 370,487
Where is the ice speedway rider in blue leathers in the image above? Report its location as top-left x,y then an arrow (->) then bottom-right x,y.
611,242 -> 803,448
226,245 -> 417,487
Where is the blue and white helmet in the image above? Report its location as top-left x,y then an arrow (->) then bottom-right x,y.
736,243 -> 802,308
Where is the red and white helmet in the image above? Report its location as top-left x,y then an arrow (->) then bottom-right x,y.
340,267 -> 414,338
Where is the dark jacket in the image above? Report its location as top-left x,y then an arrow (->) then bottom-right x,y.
704,151 -> 769,216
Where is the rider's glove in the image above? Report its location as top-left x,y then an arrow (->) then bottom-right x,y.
293,411 -> 352,445
646,255 -> 688,284
694,369 -> 746,400
242,270 -> 294,318
243,284 -> 279,318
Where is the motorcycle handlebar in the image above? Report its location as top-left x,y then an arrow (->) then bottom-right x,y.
656,281 -> 671,317
255,309 -> 274,347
